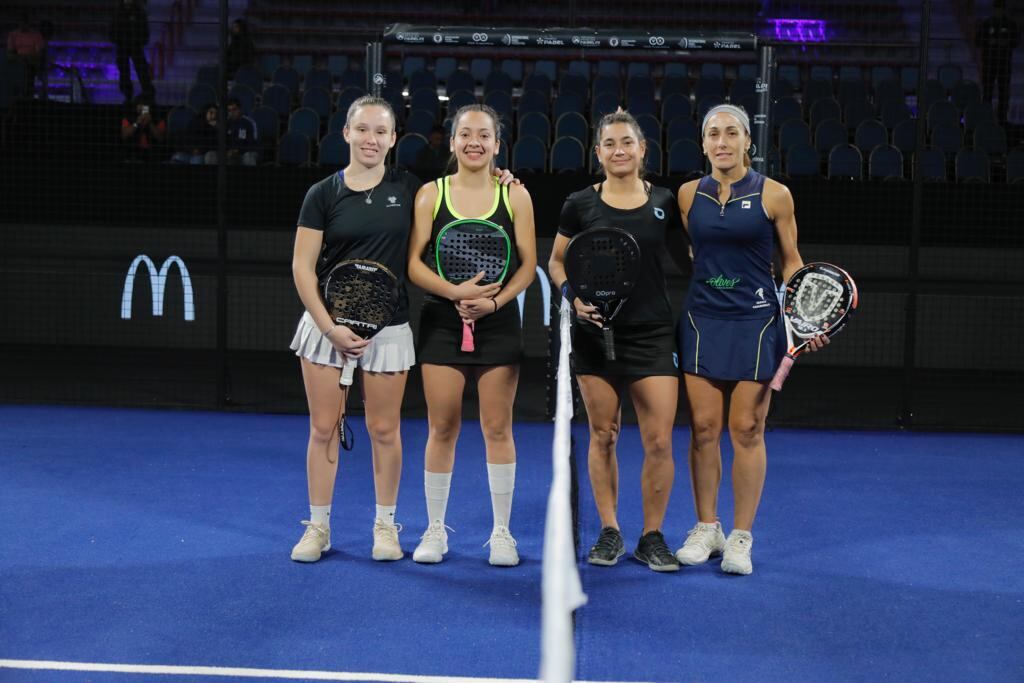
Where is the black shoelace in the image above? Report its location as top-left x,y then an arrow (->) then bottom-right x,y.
592,528 -> 622,552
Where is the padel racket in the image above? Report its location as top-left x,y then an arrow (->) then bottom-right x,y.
434,217 -> 512,352
770,262 -> 858,391
322,259 -> 400,455
563,227 -> 642,361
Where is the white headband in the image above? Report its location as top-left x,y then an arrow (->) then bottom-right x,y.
701,105 -> 750,135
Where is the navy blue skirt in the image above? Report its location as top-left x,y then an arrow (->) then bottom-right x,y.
677,310 -> 787,382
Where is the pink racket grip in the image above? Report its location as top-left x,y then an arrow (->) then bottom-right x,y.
769,354 -> 795,391
340,357 -> 357,386
460,321 -> 475,352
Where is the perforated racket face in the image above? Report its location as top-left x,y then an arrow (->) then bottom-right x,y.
435,219 -> 511,285
564,227 -> 642,305
322,260 -> 400,339
783,262 -> 858,339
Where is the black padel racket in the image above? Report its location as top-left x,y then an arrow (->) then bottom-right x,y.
563,227 -> 642,361
770,262 -> 859,391
323,259 -> 400,386
434,217 -> 512,352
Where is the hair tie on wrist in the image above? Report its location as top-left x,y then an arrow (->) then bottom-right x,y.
492,297 -> 498,312
324,324 -> 337,339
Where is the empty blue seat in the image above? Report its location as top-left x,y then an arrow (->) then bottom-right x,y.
892,119 -> 920,154
772,97 -> 803,127
915,148 -> 947,181
404,109 -> 436,137
327,110 -> 346,135
317,132 -> 348,167
667,139 -> 703,175
272,65 -> 300,98
626,92 -> 656,117
855,119 -> 888,155
552,92 -> 584,120
919,80 -> 947,114
446,70 -> 474,95
626,62 -> 651,80
402,56 -> 426,80
700,63 -> 724,81
447,89 -> 477,115
694,77 -> 723,102
167,106 -> 195,140
395,133 -> 428,170
951,79 -> 982,111
470,58 -> 492,84
233,65 -> 263,95
696,95 -> 725,121
568,60 -> 591,81
814,119 -> 847,155
485,70 -> 514,95
512,135 -> 547,172
828,144 -> 863,179
874,79 -> 904,109
434,57 -> 457,83
937,63 -> 962,91
258,54 -> 281,80
288,107 -> 320,141
252,105 -> 280,146
729,78 -> 755,103
881,101 -> 911,129
591,92 -> 620,123
626,75 -> 654,99
927,100 -> 960,131
666,117 -> 699,147
261,84 -> 291,121
301,87 -> 331,120
843,99 -> 875,131
635,114 -> 661,146
868,144 -> 904,180
662,93 -> 693,124
523,71 -> 552,96
408,69 -> 436,93
290,55 -> 313,78
810,98 -> 842,130
597,60 -> 621,78
871,66 -> 897,91
593,75 -> 620,98
662,74 -> 689,99
278,131 -> 310,165
339,69 -> 365,90
518,111 -> 550,144
500,59 -> 523,84
305,68 -> 332,93
1006,147 -> 1024,183
518,90 -> 549,118
803,79 -> 833,108
327,55 -> 348,79
336,87 -> 364,117
973,122 -> 1007,155
410,88 -> 439,118
779,119 -> 811,155
955,148 -> 989,182
645,140 -> 663,175
550,136 -> 586,173
786,142 -> 821,177
963,101 -> 996,132
930,123 -> 963,155
555,112 -> 588,146
560,73 -> 588,99
483,90 -> 514,122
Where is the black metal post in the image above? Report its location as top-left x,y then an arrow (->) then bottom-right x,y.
366,41 -> 384,96
216,0 -> 229,405
753,42 -> 774,175
902,0 -> 931,428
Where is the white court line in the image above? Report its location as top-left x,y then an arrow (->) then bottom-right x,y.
0,659 -> 655,683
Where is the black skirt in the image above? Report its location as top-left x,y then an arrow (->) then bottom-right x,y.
571,319 -> 678,377
416,299 -> 523,366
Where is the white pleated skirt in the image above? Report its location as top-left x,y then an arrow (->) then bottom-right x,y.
289,312 -> 415,373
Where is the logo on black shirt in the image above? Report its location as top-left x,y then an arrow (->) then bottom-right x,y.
653,207 -> 665,220
386,196 -> 401,208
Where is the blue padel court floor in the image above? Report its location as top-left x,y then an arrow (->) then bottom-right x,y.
1,405 -> 1022,682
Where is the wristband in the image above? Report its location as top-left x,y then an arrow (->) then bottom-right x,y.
560,280 -> 575,301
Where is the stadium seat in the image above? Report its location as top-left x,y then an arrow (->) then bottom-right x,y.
772,97 -> 803,128
434,57 -> 457,83
915,148 -> 947,181
500,59 -> 523,84
317,132 -> 348,167
854,119 -> 888,156
779,119 -> 812,156
447,89 -> 477,115
937,63 -> 962,91
880,101 -> 911,129
261,83 -> 291,118
843,99 -> 876,131
301,87 -> 332,120
470,58 -> 492,84
395,133 -> 428,170
662,93 -> 693,124
288,107 -> 320,141
955,148 -> 990,182
555,112 -> 589,146
278,131 -> 311,165
560,73 -> 588,99
404,109 -> 436,137
272,65 -> 300,98
827,144 -> 863,179
591,92 -> 620,124
666,117 -> 699,147
305,68 -> 332,93
187,83 -> 217,112
339,69 -> 365,90
485,70 -> 514,95
973,122 -> 1007,156
327,110 -> 346,135
644,139 -> 663,175
233,65 -> 263,95
512,135 -> 547,172
408,69 -> 436,93
810,98 -> 842,130
518,111 -> 551,144
336,87 -> 364,117
635,114 -> 661,146
814,119 -> 847,156
868,144 -> 904,180
252,106 -> 281,146
410,88 -> 439,118
552,92 -> 585,121
926,100 -> 960,131
1006,147 -> 1024,183
446,69 -> 474,95
951,79 -> 982,112
667,139 -> 703,175
963,101 -> 997,132
550,136 -> 586,173
930,123 -> 963,155
166,106 -> 195,140
195,64 -> 218,89
786,142 -> 821,177
892,119 -> 920,154
523,72 -> 552,96
484,90 -> 514,123
518,90 -> 549,118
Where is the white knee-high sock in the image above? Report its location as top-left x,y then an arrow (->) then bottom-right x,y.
424,470 -> 452,525
487,462 -> 516,529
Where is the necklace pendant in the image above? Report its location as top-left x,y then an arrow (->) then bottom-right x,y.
365,196 -> 373,204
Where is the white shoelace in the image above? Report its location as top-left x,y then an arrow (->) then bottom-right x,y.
421,522 -> 454,542
484,526 -> 517,548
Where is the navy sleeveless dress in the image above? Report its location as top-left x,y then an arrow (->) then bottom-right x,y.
678,169 -> 788,381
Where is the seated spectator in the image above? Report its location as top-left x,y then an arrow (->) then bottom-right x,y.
121,97 -> 166,162
226,19 -> 255,79
171,104 -> 217,164
205,97 -> 258,165
413,125 -> 449,180
6,13 -> 46,99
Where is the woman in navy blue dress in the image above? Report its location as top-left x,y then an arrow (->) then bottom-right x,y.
675,105 -> 826,575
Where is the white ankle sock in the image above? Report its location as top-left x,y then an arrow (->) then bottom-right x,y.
486,462 -> 516,529
376,504 -> 396,525
424,470 -> 452,525
310,504 -> 331,527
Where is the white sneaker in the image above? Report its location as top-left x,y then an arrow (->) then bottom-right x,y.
675,521 -> 726,565
412,521 -> 449,564
290,521 -> 330,562
372,519 -> 404,561
486,525 -> 520,567
721,529 -> 754,575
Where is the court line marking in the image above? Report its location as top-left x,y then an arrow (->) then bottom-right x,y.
0,659 -> 654,683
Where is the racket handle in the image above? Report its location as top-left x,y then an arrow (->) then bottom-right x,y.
340,357 -> 357,386
769,354 -> 795,392
460,320 -> 475,352
602,326 -> 616,361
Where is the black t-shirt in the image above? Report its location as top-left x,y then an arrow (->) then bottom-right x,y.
297,168 -> 422,324
558,183 -> 684,324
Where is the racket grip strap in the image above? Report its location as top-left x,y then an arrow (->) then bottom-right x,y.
340,357 -> 357,386
602,326 -> 616,361
769,355 -> 795,392
460,321 -> 475,352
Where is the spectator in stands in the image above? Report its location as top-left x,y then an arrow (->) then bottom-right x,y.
121,97 -> 166,162
204,98 -> 258,165
110,0 -> 155,104
976,0 -> 1020,124
6,13 -> 46,99
225,18 -> 255,79
171,104 -> 217,164
412,124 -> 449,180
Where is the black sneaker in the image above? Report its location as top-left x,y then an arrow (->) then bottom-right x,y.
633,530 -> 681,572
587,526 -> 625,566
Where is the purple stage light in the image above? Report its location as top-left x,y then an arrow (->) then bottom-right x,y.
770,18 -> 827,43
